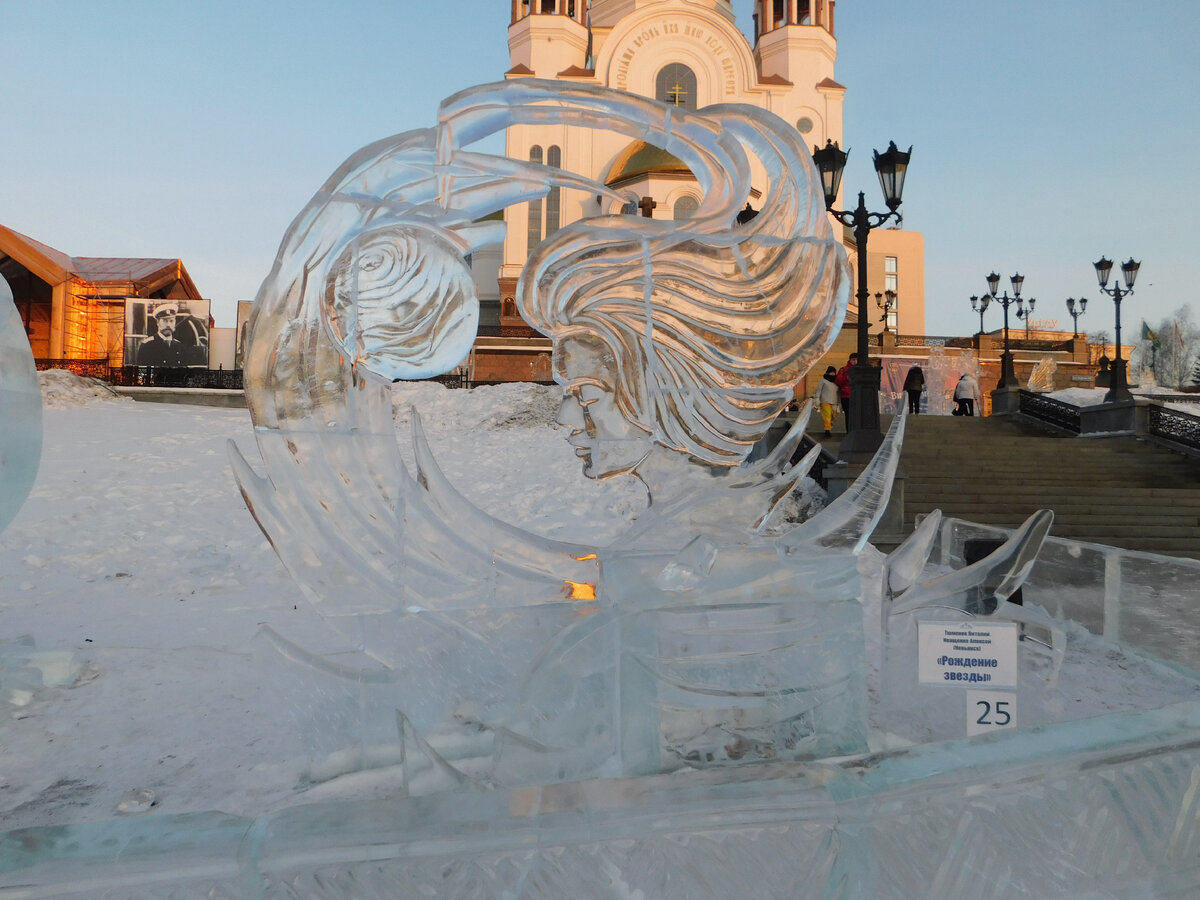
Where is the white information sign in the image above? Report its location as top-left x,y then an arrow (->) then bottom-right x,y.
917,621 -> 1018,689
967,690 -> 1018,736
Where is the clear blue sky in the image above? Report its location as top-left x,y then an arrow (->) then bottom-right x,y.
4,0 -> 1196,339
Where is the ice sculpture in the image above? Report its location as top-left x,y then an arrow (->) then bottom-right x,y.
229,80 -> 1043,793
1027,355 -> 1058,391
0,273 -> 41,534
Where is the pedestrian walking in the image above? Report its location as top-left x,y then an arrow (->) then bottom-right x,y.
835,353 -> 857,427
953,373 -> 981,416
902,365 -> 925,415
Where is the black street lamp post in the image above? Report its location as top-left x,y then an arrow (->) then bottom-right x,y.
1015,296 -> 1037,338
812,139 -> 911,461
1094,257 -> 1140,403
970,294 -> 990,337
1065,297 -> 1088,338
983,271 -> 1027,389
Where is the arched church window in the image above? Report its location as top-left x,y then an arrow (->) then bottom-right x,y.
673,196 -> 699,221
527,146 -> 544,255
656,64 -> 697,110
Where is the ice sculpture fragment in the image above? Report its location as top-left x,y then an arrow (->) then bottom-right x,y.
1027,355 -> 1058,391
0,274 -> 41,534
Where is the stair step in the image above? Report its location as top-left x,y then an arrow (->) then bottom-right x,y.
907,508 -> 1200,520
888,412 -> 1200,560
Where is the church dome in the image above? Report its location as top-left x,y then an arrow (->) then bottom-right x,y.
605,140 -> 692,186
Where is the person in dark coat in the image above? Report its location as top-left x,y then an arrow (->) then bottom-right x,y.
835,353 -> 857,426
137,302 -> 208,368
137,303 -> 188,367
902,365 -> 925,415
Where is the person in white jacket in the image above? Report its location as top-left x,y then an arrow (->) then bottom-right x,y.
953,373 -> 981,416
816,365 -> 840,436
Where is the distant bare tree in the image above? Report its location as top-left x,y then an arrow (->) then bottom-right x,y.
1150,306 -> 1200,388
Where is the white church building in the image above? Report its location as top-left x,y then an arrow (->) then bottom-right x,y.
471,0 -> 924,383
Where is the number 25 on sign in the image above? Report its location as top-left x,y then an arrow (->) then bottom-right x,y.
967,690 -> 1018,736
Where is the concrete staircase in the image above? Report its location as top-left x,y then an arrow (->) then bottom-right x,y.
895,414 -> 1200,559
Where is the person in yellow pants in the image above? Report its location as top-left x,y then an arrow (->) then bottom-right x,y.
816,365 -> 839,437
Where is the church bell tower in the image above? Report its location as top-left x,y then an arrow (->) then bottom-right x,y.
508,0 -> 591,77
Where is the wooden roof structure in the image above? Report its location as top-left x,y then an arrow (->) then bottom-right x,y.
0,225 -> 202,299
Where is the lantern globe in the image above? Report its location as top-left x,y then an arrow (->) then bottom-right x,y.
811,140 -> 847,210
873,141 -> 911,211
1121,258 -> 1141,288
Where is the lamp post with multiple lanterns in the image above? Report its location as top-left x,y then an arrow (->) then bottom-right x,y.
982,272 -> 1028,389
1065,297 -> 1088,338
1015,296 -> 1038,338
875,289 -> 897,336
812,139 -> 912,461
969,294 -> 990,337
1094,257 -> 1140,403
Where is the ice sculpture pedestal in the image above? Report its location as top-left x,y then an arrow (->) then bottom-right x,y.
604,547 -> 870,774
4,702 -> 1200,898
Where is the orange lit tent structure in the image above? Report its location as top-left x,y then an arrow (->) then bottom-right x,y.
0,224 -> 203,364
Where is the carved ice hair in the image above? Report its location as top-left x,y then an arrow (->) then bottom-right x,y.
508,94 -> 850,464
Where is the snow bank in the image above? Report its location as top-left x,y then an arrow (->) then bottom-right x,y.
38,368 -> 131,409
1045,386 -> 1107,406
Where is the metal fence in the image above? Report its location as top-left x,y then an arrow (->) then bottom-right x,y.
1148,404 -> 1200,454
1017,389 -> 1082,434
34,358 -> 112,379
36,359 -> 245,390
33,359 -> 532,392
891,336 -> 1075,353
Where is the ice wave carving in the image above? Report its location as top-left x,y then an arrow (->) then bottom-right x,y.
326,225 -> 479,381
0,273 -> 42,534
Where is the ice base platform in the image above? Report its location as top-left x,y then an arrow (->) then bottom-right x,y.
4,700 -> 1200,899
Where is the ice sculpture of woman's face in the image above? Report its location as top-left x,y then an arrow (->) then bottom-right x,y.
554,334 -> 653,480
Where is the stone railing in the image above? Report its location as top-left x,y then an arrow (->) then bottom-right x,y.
1007,338 -> 1071,352
1013,390 -> 1200,456
894,334 -> 965,348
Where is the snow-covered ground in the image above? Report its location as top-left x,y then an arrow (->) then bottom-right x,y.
1,372 -> 1198,832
